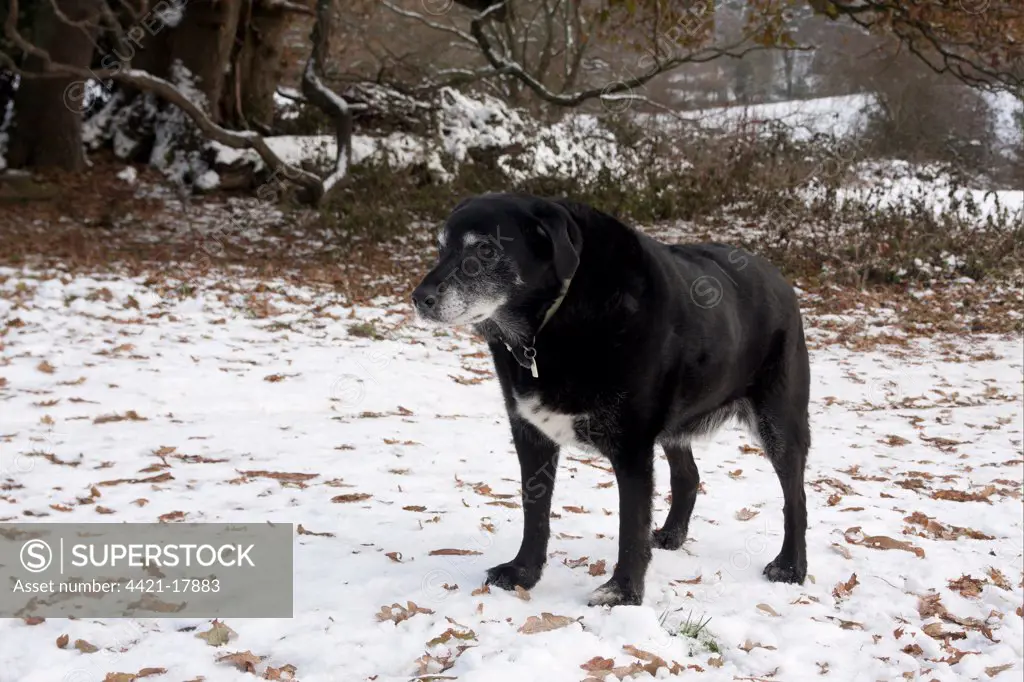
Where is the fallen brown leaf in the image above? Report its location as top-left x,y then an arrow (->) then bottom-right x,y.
739,640 -> 777,652
377,601 -> 434,624
987,567 -> 1011,590
833,573 -> 859,601
195,620 -> 236,647
736,507 -> 759,521
262,663 -> 298,680
331,493 -> 372,503
518,612 -> 576,634
948,574 -> 986,599
75,639 -> 99,654
931,486 -> 997,504
296,524 -> 334,537
102,669 -> 166,682
239,470 -> 318,484
97,472 -> 173,487
580,656 -> 615,672
844,527 -> 925,558
93,410 -> 147,424
217,651 -> 262,673
986,663 -> 1014,677
429,548 -> 482,556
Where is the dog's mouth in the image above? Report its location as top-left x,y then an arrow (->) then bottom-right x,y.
414,291 -> 507,327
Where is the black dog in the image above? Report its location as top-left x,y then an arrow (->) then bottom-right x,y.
413,193 -> 810,607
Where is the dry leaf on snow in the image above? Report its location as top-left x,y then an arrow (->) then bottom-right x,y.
93,410 -> 147,424
756,603 -> 780,617
195,620 -> 237,647
987,567 -> 1011,590
580,657 -> 615,672
931,486 -> 997,504
844,527 -> 925,558
739,640 -> 777,652
262,663 -> 298,680
240,470 -> 318,483
56,634 -> 69,649
217,651 -> 263,673
518,612 -> 576,634
296,525 -> 334,537
833,573 -> 859,601
948,574 -> 986,598
377,601 -> 434,624
426,628 -> 477,647
331,493 -> 372,503
429,548 -> 482,556
903,512 -> 992,540
514,586 -> 531,601
102,670 -> 166,682
589,560 -> 607,576
74,639 -> 99,654
736,508 -> 759,521
986,663 -> 1014,677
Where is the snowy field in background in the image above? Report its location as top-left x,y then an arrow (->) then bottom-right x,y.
0,269 -> 1021,682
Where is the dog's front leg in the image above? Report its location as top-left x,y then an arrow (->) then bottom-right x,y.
485,416 -> 559,591
589,447 -> 654,607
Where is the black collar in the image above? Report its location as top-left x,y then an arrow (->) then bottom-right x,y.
504,277 -> 573,378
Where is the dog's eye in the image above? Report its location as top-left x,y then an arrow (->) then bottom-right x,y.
477,243 -> 496,260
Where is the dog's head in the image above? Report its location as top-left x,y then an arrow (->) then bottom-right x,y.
412,193 -> 581,327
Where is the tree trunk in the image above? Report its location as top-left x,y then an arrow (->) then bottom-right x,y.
221,0 -> 293,130
7,0 -> 102,171
165,0 -> 244,119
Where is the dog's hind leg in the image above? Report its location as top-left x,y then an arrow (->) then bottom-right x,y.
751,331 -> 811,584
652,442 -> 699,550
486,417 -> 559,591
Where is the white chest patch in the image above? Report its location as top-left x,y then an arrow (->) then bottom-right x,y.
514,394 -> 587,449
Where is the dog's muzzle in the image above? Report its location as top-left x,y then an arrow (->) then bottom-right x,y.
411,281 -> 441,318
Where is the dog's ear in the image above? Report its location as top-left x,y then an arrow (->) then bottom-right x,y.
533,203 -> 582,283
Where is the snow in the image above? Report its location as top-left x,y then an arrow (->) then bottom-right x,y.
671,93 -> 875,140
843,162 -> 1023,221
0,268 -> 1021,682
116,166 -> 138,184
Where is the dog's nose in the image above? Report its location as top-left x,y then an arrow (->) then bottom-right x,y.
412,284 -> 438,310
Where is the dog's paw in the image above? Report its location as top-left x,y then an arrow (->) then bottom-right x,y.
651,525 -> 686,550
485,562 -> 542,591
587,579 -> 643,607
763,554 -> 806,584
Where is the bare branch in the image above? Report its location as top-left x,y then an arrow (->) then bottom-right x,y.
467,8 -> 781,108
260,0 -> 315,14
377,0 -> 476,44
301,0 -> 352,204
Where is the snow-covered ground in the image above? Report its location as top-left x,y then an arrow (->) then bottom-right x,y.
1,269 -> 1021,682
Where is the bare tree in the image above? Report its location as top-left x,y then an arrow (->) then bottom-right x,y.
1,0 -> 355,203
5,0 -> 105,170
376,0 -> 785,112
